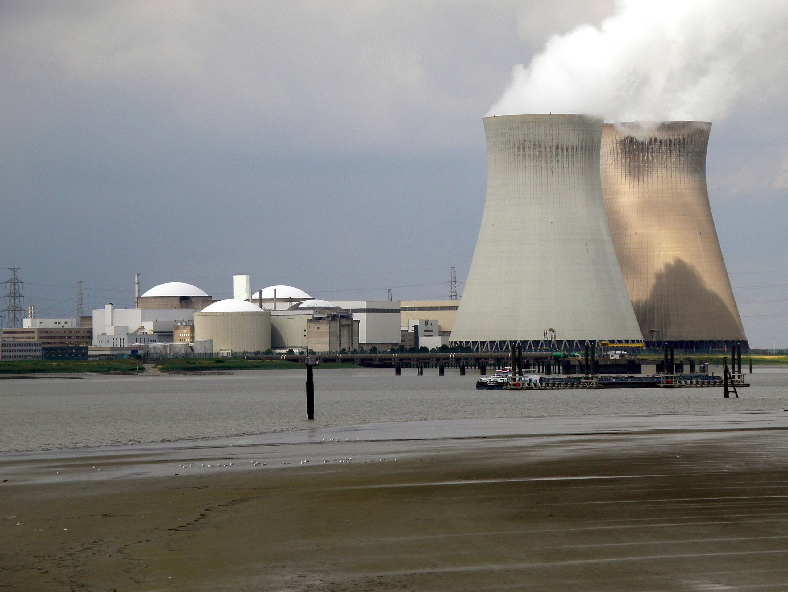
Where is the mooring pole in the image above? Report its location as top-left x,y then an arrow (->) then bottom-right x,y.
459,361 -> 465,376
305,356 -> 316,419
723,356 -> 729,399
584,344 -> 590,379
590,342 -> 596,377
480,361 -> 486,376
737,345 -> 742,375
516,343 -> 523,378
749,356 -> 753,374
438,361 -> 444,376
663,343 -> 669,375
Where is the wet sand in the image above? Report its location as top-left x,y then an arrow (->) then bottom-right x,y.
3,416 -> 788,591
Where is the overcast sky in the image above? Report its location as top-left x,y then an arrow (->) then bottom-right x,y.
2,1 -> 787,349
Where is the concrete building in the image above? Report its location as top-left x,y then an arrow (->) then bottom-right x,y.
451,114 -> 643,352
23,318 -> 77,328
332,301 -> 401,351
194,299 -> 271,355
173,323 -> 194,344
0,340 -> 42,361
601,122 -> 747,349
400,300 -> 459,347
271,301 -> 360,353
1,326 -> 91,359
406,319 -> 446,350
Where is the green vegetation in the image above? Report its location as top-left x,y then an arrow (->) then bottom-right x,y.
635,353 -> 788,365
156,358 -> 361,372
0,359 -> 145,375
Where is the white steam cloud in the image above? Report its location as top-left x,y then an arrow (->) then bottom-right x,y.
489,0 -> 788,121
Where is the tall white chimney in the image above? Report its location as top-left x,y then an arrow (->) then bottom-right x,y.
233,275 -> 251,301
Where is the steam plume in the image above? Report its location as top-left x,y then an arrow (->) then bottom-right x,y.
488,0 -> 788,121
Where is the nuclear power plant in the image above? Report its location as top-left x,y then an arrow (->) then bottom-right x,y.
600,122 -> 747,349
451,115 -> 746,352
450,114 -> 644,352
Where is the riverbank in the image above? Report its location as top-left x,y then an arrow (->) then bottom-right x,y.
1,354 -> 786,376
2,415 -> 787,591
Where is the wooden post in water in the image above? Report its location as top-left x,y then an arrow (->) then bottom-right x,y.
516,343 -> 523,379
480,361 -> 486,375
305,356 -> 316,420
459,362 -> 465,376
438,361 -> 444,376
723,356 -> 729,399
395,359 -> 401,375
584,344 -> 590,379
590,342 -> 596,376
663,344 -> 669,375
749,356 -> 753,374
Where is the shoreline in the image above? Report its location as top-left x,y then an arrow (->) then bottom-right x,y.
2,414 -> 788,590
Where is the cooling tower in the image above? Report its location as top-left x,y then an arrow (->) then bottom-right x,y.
600,122 -> 747,349
451,114 -> 643,352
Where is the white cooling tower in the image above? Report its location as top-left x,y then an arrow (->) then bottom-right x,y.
451,114 -> 643,351
600,121 -> 747,348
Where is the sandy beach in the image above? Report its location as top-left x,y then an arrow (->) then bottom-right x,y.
2,413 -> 788,591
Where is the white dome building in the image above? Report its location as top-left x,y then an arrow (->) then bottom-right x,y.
194,299 -> 271,355
296,299 -> 338,311
138,281 -> 214,310
251,285 -> 311,310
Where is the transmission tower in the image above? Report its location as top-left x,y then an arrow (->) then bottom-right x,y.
2,268 -> 24,328
76,281 -> 83,327
449,266 -> 457,300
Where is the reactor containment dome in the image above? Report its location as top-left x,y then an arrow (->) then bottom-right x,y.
194,299 -> 271,354
138,281 -> 214,310
450,114 -> 643,352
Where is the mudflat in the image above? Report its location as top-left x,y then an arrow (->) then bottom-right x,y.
2,424 -> 788,591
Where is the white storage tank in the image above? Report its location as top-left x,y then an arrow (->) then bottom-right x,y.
194,299 -> 271,355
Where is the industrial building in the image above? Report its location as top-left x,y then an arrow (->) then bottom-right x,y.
1,325 -> 91,359
400,300 -> 459,349
92,303 -> 196,348
450,114 -> 644,352
92,281 -> 214,350
270,299 -> 359,353
600,122 -> 747,349
332,301 -> 401,351
194,299 -> 271,355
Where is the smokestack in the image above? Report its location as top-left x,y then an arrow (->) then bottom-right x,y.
600,122 -> 747,348
135,273 -> 140,309
233,275 -> 251,301
450,114 -> 643,351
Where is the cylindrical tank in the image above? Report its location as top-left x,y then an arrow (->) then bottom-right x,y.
451,114 -> 643,350
600,122 -> 747,347
194,300 -> 271,354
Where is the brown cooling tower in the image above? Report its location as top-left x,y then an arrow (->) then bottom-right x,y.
600,122 -> 747,349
